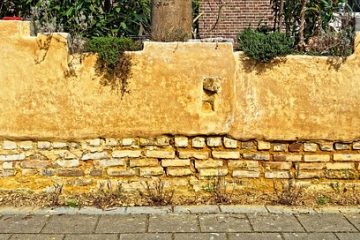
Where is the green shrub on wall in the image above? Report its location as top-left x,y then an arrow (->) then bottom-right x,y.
85,37 -> 142,70
238,28 -> 294,62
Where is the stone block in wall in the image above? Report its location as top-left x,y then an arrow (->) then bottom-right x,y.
98,159 -> 126,167
273,154 -> 302,162
139,167 -> 164,177
223,137 -> 238,149
139,138 -> 156,146
320,142 -> 334,152
112,150 -> 142,158
192,137 -> 206,148
195,160 -> 223,169
304,154 -> 330,162
18,141 -> 33,150
212,151 -> 240,159
2,141 -> 17,150
326,162 -> 355,170
107,167 -> 137,177
2,162 -> 13,170
296,170 -> 324,179
334,143 -> 351,150
241,141 -> 256,150
228,160 -> 259,169
333,154 -> 360,161
242,153 -> 270,161
121,138 -> 136,146
52,142 -> 68,149
130,158 -> 159,167
273,143 -> 287,152
0,153 -> 25,161
145,150 -> 175,159
263,162 -> 292,170
178,150 -> 209,160
56,150 -> 79,160
156,136 -> 171,146
55,159 -> 79,168
174,136 -> 188,147
288,143 -> 302,152
81,151 -> 109,160
57,169 -> 84,177
265,171 -> 292,179
37,141 -> 51,149
161,159 -> 190,167
353,142 -> 360,150
296,163 -> 326,170
257,141 -> 271,150
304,143 -> 318,152
166,167 -> 193,177
198,167 -> 228,178
206,137 -> 222,147
232,170 -> 260,178
21,160 -> 51,169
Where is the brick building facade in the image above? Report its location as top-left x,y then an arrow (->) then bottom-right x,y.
199,0 -> 273,41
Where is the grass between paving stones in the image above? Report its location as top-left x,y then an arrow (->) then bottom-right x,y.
0,179 -> 360,208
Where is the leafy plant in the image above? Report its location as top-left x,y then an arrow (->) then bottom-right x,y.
85,37 -> 142,96
238,28 -> 294,62
1,0 -> 151,39
85,37 -> 141,70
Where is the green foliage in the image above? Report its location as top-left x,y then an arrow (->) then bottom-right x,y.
238,28 -> 294,62
85,37 -> 141,70
271,0 -> 354,56
0,0 -> 151,38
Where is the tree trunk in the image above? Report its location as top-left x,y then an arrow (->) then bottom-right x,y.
151,0 -> 192,41
298,0 -> 307,51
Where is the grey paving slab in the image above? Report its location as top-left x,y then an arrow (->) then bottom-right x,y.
283,233 -> 338,240
220,205 -> 268,214
174,233 -> 226,240
248,213 -> 305,232
174,205 -> 220,214
148,214 -> 199,233
336,233 -> 360,240
199,214 -> 252,232
344,214 -> 360,230
228,233 -> 282,240
64,234 -> 118,240
266,206 -> 316,214
125,206 -> 172,215
10,235 -> 64,240
120,233 -> 172,240
0,235 -> 10,240
0,215 -> 48,233
96,215 -> 147,233
296,214 -> 357,232
42,215 -> 98,234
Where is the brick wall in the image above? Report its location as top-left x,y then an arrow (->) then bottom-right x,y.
199,0 -> 274,41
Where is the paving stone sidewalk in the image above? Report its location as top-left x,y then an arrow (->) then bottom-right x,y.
0,205 -> 359,240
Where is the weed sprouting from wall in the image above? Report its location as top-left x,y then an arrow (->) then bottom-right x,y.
139,180 -> 174,206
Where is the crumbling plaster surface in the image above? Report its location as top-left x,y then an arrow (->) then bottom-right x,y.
1,21 -> 360,141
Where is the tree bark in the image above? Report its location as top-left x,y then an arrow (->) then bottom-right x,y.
151,0 -> 192,41
298,0 -> 307,51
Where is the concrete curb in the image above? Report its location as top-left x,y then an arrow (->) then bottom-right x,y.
0,205 -> 359,215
